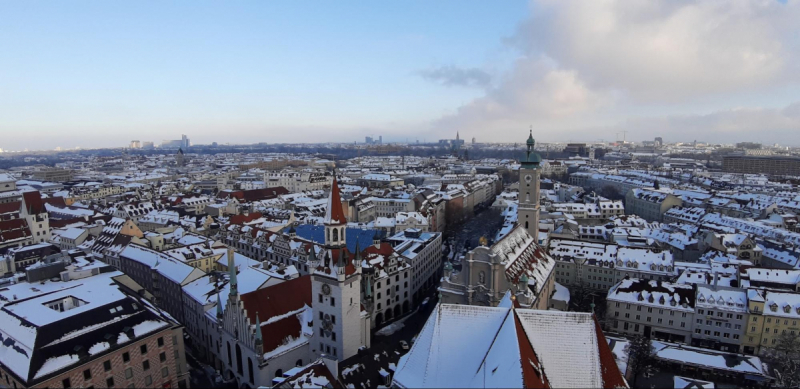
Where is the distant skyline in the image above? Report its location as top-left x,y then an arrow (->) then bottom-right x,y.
2,0 -> 799,150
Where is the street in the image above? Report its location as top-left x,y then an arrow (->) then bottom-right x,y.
444,205 -> 504,270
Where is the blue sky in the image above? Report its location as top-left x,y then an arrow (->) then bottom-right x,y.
1,1 -> 799,150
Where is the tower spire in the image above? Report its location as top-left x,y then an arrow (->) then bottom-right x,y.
216,291 -> 223,319
228,246 -> 238,297
254,311 -> 263,344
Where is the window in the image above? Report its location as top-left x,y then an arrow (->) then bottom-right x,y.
331,297 -> 335,307
318,294 -> 323,303
162,367 -> 169,378
160,352 -> 167,362
106,377 -> 115,387
125,367 -> 133,379
143,360 -> 150,371
140,344 -> 148,355
122,352 -> 130,363
84,369 -> 92,380
145,376 -> 152,386
63,378 -> 71,388
332,332 -> 337,341
158,337 -> 164,347
104,360 -> 112,371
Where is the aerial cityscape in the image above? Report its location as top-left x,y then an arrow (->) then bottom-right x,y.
2,1 -> 800,389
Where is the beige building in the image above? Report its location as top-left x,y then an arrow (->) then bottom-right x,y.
0,272 -> 189,389
743,289 -> 800,355
625,188 -> 683,222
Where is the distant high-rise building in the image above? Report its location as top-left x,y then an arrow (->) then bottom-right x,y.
130,140 -> 141,149
142,141 -> 155,149
181,134 -> 190,149
654,137 -> 663,148
472,137 -> 476,145
379,135 -> 383,144
365,136 -> 373,144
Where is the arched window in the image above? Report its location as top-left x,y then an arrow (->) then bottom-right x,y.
525,221 -> 529,229
275,369 -> 283,379
236,344 -> 243,375
227,342 -> 232,366
248,358 -> 254,384
333,228 -> 339,241
296,359 -> 303,367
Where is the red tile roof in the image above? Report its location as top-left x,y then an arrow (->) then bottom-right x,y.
229,212 -> 264,225
240,275 -> 312,324
0,218 -> 32,243
593,316 -> 629,388
323,177 -> 347,225
22,191 -> 45,214
260,313 -> 303,355
0,201 -> 21,220
513,310 -> 550,388
242,187 -> 289,202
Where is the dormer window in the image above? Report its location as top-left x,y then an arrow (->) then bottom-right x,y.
785,305 -> 791,314
771,303 -> 778,312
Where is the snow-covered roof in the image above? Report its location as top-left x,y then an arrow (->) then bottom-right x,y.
392,304 -> 623,388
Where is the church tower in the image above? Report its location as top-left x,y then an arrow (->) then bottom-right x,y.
518,129 -> 542,239
311,176 -> 369,361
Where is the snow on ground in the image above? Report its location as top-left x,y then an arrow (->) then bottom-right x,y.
375,321 -> 404,337
606,336 -> 629,376
375,308 -> 416,336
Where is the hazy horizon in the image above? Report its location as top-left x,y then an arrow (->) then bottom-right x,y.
2,0 -> 800,150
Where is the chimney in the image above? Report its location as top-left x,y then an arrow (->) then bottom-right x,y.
713,271 -> 719,289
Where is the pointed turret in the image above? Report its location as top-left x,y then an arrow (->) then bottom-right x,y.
228,246 -> 238,297
324,175 -> 347,248
254,311 -> 263,345
353,239 -> 361,266
216,291 -> 223,319
324,176 -> 347,226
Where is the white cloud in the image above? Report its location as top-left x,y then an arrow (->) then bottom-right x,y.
430,0 -> 800,143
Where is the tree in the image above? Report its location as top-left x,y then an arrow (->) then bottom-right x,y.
626,335 -> 657,387
770,332 -> 800,388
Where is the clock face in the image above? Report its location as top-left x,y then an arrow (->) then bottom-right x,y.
322,284 -> 331,295
524,174 -> 533,183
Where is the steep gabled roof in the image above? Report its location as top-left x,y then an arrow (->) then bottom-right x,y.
22,191 -> 45,215
239,275 -> 312,324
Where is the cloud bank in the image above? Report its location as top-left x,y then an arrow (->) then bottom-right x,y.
427,0 -> 800,144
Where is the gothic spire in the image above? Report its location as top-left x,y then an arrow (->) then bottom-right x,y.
254,311 -> 263,345
228,247 -> 238,297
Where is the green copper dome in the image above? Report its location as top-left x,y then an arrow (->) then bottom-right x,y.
522,129 -> 541,167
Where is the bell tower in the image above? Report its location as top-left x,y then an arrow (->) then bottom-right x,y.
311,174 -> 369,361
518,127 -> 542,239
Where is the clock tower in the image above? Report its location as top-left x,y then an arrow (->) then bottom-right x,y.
311,175 -> 370,361
518,129 -> 542,239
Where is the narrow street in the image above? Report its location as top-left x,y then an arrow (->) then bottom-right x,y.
443,204 -> 504,270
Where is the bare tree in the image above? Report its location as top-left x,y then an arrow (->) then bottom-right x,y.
626,335 -> 657,387
770,332 -> 800,388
